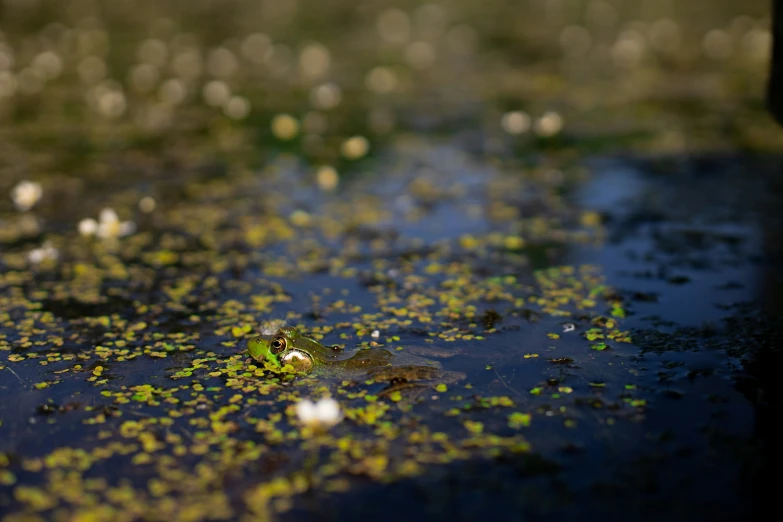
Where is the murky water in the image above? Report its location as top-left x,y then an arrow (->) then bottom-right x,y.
1,1 -> 781,521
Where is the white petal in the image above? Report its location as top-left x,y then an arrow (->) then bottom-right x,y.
43,245 -> 59,261
78,218 -> 98,236
295,400 -> 318,423
96,221 -> 112,239
99,208 -> 119,224
11,181 -> 42,211
314,398 -> 341,424
27,249 -> 45,264
118,221 -> 136,237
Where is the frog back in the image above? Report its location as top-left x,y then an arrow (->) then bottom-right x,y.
288,333 -> 342,363
316,348 -> 394,373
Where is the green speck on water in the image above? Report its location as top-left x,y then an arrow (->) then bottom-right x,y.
585,328 -> 604,341
464,420 -> 484,434
508,412 -> 532,429
611,305 -> 627,318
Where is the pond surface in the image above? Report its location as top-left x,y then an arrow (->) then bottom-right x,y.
1,1 -> 782,521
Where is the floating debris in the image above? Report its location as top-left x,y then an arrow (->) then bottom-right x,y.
27,242 -> 58,264
271,113 -> 300,140
341,135 -> 369,159
11,181 -> 42,211
501,111 -> 531,135
316,166 -> 339,191
78,208 -> 136,239
534,111 -> 563,137
138,197 -> 156,213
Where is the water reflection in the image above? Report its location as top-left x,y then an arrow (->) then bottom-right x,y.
571,157 -> 762,328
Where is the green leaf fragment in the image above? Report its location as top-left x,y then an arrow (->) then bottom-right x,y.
508,412 -> 532,428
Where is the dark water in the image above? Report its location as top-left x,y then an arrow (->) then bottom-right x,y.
3,146 -> 782,522
273,153 -> 783,522
1,1 -> 782,521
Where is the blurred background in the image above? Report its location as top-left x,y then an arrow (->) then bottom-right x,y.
1,1 -> 782,521
0,0 -> 778,180
1,0 -> 780,251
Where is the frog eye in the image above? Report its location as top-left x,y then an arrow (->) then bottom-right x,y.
270,337 -> 287,354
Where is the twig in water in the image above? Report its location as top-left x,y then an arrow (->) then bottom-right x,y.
2,365 -> 25,384
492,366 -> 522,398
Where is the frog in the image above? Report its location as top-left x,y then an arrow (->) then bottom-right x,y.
247,325 -> 465,396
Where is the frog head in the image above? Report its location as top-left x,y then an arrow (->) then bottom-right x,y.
247,333 -> 290,366
247,326 -> 310,367
248,325 -> 333,373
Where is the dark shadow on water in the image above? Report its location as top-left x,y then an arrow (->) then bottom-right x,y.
568,153 -> 783,522
281,448 -> 751,522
